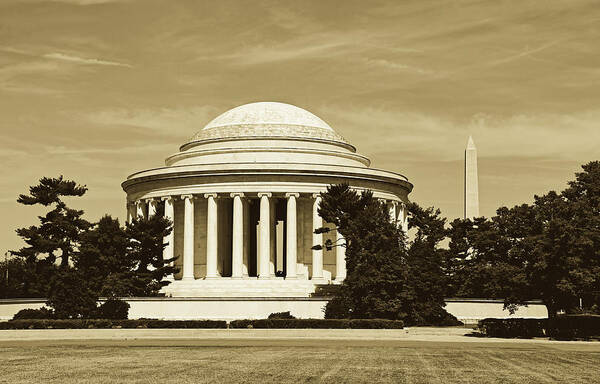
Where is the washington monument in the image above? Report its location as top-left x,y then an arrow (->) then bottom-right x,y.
464,136 -> 480,219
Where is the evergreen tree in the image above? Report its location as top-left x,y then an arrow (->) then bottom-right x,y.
46,268 -> 98,319
125,215 -> 177,296
75,215 -> 135,297
405,203 -> 458,325
13,176 -> 89,269
319,184 -> 409,320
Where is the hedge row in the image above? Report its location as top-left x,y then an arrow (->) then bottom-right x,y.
230,318 -> 404,329
548,315 -> 600,339
477,318 -> 546,338
478,315 -> 600,339
0,319 -> 227,329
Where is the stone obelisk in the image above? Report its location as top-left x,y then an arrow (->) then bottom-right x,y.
464,136 -> 479,219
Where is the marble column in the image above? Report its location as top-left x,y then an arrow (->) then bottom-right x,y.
182,194 -> 195,281
242,200 -> 250,277
335,229 -> 347,282
136,200 -> 146,219
162,196 -> 175,280
147,198 -> 158,218
258,193 -> 271,279
231,193 -> 244,278
402,203 -> 409,233
312,194 -> 324,281
398,203 -> 409,233
285,193 -> 299,279
126,202 -> 135,223
205,193 -> 219,279
388,201 -> 396,224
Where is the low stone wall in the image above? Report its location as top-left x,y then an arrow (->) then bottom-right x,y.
0,297 -> 548,323
445,298 -> 548,325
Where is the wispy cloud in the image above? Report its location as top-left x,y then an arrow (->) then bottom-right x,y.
43,53 -> 132,68
319,105 -> 600,163
85,106 -> 221,138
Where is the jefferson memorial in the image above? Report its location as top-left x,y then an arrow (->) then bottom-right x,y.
122,102 -> 412,299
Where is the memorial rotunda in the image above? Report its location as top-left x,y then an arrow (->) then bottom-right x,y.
122,102 -> 412,297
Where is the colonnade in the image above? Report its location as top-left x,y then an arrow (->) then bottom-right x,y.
127,193 -> 408,283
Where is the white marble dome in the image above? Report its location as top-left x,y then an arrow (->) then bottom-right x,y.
204,102 -> 333,131
184,102 -> 348,149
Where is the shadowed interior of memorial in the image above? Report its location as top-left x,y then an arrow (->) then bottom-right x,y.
121,102 -> 412,297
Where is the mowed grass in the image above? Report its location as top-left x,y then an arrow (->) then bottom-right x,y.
1,338 -> 599,383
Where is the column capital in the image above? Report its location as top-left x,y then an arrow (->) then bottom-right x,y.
181,194 -> 195,200
312,193 -> 322,199
145,197 -> 157,203
285,192 -> 300,198
161,196 -> 174,202
230,192 -> 245,198
204,193 -> 218,199
257,192 -> 272,198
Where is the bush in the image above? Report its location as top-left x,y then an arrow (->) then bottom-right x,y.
268,311 -> 295,319
98,298 -> 130,320
229,318 -> 403,329
47,269 -> 98,319
12,307 -> 55,320
477,318 -> 547,338
547,315 -> 600,340
0,319 -> 227,330
478,316 -> 600,339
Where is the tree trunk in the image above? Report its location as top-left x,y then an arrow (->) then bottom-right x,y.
545,301 -> 558,320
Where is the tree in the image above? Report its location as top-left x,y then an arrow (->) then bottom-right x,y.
318,184 -> 409,320
447,161 -> 600,318
75,215 -> 135,297
46,268 -> 98,319
404,203 -> 458,325
125,215 -> 177,296
13,176 -> 89,269
76,214 -> 178,297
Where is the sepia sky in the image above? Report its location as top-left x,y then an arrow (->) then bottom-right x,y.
1,0 -> 600,253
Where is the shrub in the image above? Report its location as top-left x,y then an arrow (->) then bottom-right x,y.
0,319 -> 227,330
477,318 -> 547,338
478,316 -> 600,339
547,315 -> 600,340
267,311 -> 295,319
98,298 -> 130,320
12,307 -> 55,320
47,269 -> 98,319
229,318 -> 403,329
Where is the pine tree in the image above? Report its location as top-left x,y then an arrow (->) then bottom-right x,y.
318,184 -> 410,320
125,215 -> 177,296
14,176 -> 89,269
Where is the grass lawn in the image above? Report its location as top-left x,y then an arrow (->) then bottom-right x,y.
1,338 -> 599,383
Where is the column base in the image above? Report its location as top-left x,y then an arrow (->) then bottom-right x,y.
204,275 -> 221,280
182,276 -> 195,281
285,275 -> 298,280
258,275 -> 272,280
311,277 -> 328,284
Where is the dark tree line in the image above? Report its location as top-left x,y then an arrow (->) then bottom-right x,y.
316,161 -> 600,322
316,184 -> 458,326
447,161 -> 600,318
1,176 -> 178,317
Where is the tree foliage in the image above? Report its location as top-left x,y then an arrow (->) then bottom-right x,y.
13,176 -> 90,269
318,184 -> 457,325
448,161 -> 600,318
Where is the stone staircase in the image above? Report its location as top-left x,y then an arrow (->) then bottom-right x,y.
161,278 -> 323,298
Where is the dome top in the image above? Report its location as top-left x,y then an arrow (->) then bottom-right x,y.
185,101 -> 349,148
204,102 -> 333,131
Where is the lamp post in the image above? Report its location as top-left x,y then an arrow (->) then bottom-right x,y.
3,251 -> 8,299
